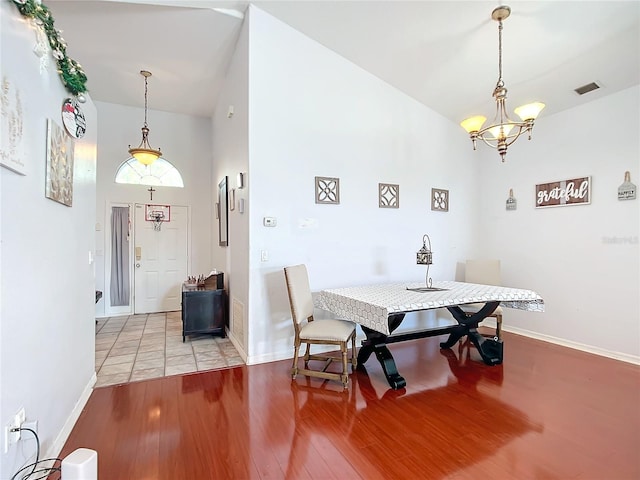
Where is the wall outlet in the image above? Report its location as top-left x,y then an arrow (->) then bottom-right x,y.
4,407 -> 25,453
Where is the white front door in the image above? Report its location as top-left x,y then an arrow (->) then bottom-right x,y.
134,204 -> 188,313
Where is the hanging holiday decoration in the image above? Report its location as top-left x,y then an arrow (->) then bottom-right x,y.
11,0 -> 88,101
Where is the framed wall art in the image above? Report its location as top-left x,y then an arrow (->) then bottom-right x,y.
61,98 -> 86,139
218,176 -> 228,246
0,76 -> 27,175
45,119 -> 74,206
315,176 -> 340,205
431,188 -> 449,212
229,188 -> 236,211
379,183 -> 399,208
535,176 -> 590,208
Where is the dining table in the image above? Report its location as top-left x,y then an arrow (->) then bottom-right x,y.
315,280 -> 544,389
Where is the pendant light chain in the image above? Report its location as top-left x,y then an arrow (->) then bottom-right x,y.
143,74 -> 149,128
497,20 -> 504,88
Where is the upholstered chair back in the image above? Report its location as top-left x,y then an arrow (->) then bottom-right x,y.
465,259 -> 501,286
284,264 -> 314,325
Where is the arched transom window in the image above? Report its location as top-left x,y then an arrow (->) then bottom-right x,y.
115,157 -> 184,187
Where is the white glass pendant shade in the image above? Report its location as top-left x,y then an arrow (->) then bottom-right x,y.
460,115 -> 487,133
514,102 -> 546,121
487,123 -> 515,139
129,148 -> 161,166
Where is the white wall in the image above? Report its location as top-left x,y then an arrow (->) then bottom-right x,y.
244,7 -> 481,363
0,3 -> 97,477
211,15 -> 250,356
477,86 -> 640,362
94,101 -> 214,317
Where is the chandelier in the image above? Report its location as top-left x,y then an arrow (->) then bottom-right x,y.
128,70 -> 162,166
460,5 -> 545,162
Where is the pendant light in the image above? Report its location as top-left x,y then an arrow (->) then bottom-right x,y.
128,70 -> 161,166
460,6 -> 545,162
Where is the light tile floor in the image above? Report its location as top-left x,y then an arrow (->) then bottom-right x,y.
95,311 -> 244,388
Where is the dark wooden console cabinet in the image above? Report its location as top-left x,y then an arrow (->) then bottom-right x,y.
181,273 -> 226,342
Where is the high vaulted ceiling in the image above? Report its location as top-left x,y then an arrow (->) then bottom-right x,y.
45,0 -> 640,125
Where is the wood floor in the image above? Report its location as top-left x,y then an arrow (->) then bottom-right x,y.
60,330 -> 640,480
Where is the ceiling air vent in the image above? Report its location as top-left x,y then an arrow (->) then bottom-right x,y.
574,82 -> 601,96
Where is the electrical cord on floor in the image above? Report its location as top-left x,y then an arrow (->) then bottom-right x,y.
10,427 -> 61,480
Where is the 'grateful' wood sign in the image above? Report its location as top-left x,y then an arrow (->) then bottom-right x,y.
535,176 -> 591,208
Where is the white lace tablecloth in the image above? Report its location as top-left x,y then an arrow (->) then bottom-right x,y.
315,281 -> 544,335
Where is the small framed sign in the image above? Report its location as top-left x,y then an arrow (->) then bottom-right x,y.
506,188 -> 517,211
535,176 -> 590,208
618,171 -> 636,201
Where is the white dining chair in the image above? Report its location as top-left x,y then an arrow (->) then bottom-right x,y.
284,264 -> 357,388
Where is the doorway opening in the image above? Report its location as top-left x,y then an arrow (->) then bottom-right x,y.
105,203 -> 189,316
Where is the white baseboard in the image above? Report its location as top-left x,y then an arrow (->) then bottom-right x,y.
503,325 -> 640,365
45,372 -> 96,461
475,318 -> 640,365
243,319 -> 640,367
226,330 -> 248,363
245,346 -> 293,365
246,344 -> 343,366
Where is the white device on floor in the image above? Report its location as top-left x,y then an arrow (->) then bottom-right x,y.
61,448 -> 97,479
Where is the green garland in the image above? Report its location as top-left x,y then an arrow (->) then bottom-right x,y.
11,0 -> 88,97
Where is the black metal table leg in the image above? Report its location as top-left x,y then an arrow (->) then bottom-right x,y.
358,341 -> 406,390
356,343 -> 374,366
438,324 -> 469,349
443,302 -> 503,365
359,314 -> 406,390
373,344 -> 406,389
357,302 -> 504,388
467,330 -> 504,365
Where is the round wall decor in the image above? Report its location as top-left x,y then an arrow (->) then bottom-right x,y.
61,98 -> 86,139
